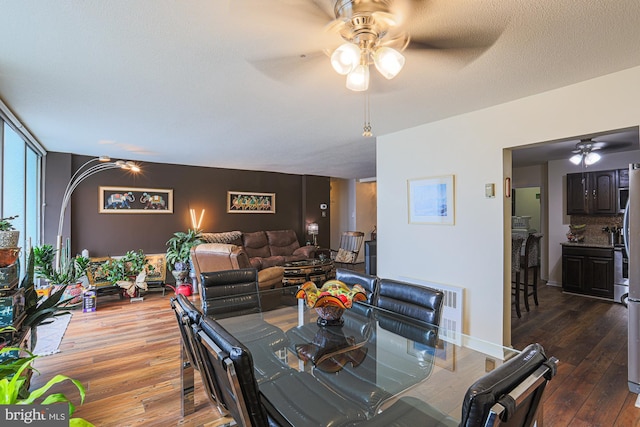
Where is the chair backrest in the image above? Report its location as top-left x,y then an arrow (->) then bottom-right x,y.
199,268 -> 261,318
523,233 -> 543,268
191,243 -> 253,286
460,343 -> 558,427
511,236 -> 524,273
335,231 -> 365,264
197,316 -> 269,427
335,268 -> 379,304
375,279 -> 445,327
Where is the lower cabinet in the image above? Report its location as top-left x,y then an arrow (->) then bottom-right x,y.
562,246 -> 614,300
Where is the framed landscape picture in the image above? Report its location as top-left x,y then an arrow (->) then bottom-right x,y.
227,191 -> 276,213
408,175 -> 455,225
99,186 -> 173,214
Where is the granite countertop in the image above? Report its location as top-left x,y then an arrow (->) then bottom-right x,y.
561,241 -> 619,249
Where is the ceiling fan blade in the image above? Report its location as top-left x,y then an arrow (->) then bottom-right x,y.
249,51 -> 330,85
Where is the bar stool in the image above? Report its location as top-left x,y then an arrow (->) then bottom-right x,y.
511,235 -> 525,318
522,233 -> 543,312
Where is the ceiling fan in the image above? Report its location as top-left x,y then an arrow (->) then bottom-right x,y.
247,0 -> 507,92
569,138 -> 606,166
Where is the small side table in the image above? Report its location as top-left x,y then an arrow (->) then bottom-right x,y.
314,247 -> 331,260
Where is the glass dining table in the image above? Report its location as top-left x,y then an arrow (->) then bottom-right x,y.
205,288 -> 521,426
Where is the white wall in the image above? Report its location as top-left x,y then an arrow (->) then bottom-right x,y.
378,66 -> 640,347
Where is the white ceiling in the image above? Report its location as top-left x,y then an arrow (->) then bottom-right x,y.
1,0 -> 640,179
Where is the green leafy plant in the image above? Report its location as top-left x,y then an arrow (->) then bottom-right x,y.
0,215 -> 18,231
165,229 -> 203,271
0,329 -> 93,426
102,250 -> 152,284
33,244 -> 89,286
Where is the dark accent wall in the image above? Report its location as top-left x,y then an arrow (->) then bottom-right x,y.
45,153 -> 330,257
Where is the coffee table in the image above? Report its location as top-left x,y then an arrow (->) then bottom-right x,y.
281,258 -> 335,287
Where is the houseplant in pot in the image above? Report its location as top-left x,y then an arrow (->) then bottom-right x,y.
0,215 -> 20,270
165,229 -> 202,293
33,244 -> 89,308
103,250 -> 153,298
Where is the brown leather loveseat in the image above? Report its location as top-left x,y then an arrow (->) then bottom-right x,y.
200,229 -> 316,270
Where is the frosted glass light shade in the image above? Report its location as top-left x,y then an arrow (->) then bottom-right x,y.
569,154 -> 583,165
346,64 -> 370,91
373,47 -> 405,79
331,43 -> 360,75
585,152 -> 601,165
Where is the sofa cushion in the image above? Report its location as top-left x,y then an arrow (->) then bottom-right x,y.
200,231 -> 243,246
242,231 -> 272,259
261,256 -> 286,269
266,230 -> 301,256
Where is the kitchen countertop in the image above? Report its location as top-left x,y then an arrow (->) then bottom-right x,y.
561,241 -> 621,249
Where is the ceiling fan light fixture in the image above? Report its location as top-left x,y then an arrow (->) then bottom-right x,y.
569,154 -> 583,165
373,46 -> 405,79
346,64 -> 370,91
585,152 -> 601,165
331,42 -> 360,75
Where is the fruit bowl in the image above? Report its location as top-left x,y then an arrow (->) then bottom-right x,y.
295,280 -> 367,327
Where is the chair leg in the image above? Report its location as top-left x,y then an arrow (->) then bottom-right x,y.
514,271 -> 521,318
523,266 -> 531,312
533,268 -> 539,306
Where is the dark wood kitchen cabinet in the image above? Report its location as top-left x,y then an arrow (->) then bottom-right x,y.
566,170 -> 618,215
562,245 -> 614,299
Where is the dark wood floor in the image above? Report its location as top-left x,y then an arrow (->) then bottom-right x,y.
26,277 -> 640,426
512,284 -> 640,426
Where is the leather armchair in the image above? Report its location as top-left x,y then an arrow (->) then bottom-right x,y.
191,243 -> 284,292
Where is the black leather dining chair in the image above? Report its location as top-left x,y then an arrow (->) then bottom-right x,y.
375,279 -> 445,327
199,268 -> 263,318
170,294 -> 212,416
459,343 -> 558,427
335,268 -> 379,304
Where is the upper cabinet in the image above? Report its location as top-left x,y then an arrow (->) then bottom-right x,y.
566,170 -> 618,215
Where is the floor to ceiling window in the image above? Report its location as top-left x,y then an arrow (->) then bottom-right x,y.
1,118 -> 44,279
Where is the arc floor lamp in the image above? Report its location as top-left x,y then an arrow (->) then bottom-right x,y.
56,156 -> 140,270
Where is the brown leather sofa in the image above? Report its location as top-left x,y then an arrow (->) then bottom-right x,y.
200,229 -> 316,270
190,243 -> 284,293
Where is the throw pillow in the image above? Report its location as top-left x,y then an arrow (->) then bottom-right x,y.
335,248 -> 355,263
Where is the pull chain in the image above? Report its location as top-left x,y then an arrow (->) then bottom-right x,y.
362,92 -> 372,137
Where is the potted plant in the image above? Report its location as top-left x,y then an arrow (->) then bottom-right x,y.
102,250 -> 153,298
0,215 -> 19,248
32,244 -> 89,308
0,328 -> 94,426
165,229 -> 203,273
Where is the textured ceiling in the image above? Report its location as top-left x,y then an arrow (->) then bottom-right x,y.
1,0 -> 640,178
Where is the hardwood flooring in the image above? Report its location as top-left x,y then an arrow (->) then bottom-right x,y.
30,291 -> 233,427
512,284 -> 640,426
27,282 -> 640,426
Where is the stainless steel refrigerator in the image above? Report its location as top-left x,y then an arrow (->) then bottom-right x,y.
623,163 -> 640,394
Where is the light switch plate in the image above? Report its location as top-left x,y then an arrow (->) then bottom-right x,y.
485,183 -> 495,198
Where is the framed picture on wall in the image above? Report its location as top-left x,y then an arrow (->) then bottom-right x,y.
99,186 -> 174,214
407,175 -> 455,225
227,191 -> 276,213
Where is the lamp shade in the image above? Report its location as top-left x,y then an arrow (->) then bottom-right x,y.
373,46 -> 405,79
585,152 -> 601,165
569,154 -> 583,165
307,223 -> 319,235
331,43 -> 360,75
346,64 -> 370,91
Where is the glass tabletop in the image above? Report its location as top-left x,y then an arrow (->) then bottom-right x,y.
209,288 -> 519,425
